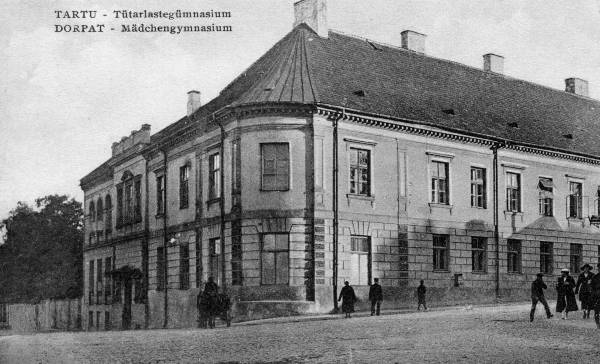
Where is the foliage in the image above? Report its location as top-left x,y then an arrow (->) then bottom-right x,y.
0,195 -> 83,303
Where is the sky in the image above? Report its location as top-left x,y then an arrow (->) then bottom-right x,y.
1,0 -> 600,220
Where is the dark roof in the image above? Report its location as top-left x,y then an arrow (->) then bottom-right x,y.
82,24 -> 600,185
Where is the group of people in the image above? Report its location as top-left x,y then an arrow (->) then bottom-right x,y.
531,262 -> 600,327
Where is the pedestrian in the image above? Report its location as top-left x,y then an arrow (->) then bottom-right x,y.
369,278 -> 383,316
338,281 -> 357,318
575,263 -> 595,319
417,280 -> 427,311
204,276 -> 219,297
556,268 -> 578,319
591,263 -> 600,329
530,272 -> 553,322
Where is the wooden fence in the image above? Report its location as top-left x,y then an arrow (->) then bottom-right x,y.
0,298 -> 82,332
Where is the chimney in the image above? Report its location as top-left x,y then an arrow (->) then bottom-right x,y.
293,0 -> 328,38
187,90 -> 201,117
401,30 -> 426,54
565,78 -> 589,97
483,53 -> 504,74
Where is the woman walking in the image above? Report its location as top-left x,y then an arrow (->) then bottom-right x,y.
575,263 -> 595,319
556,268 -> 578,319
338,281 -> 357,318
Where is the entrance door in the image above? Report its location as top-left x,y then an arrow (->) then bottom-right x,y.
122,279 -> 132,330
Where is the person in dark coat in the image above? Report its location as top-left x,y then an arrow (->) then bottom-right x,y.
556,268 -> 578,319
417,280 -> 427,311
338,281 -> 357,318
575,263 -> 594,319
530,273 -> 553,322
204,276 -> 219,297
369,278 -> 383,316
591,263 -> 600,329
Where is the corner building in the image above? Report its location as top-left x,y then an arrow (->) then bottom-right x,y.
81,0 -> 600,329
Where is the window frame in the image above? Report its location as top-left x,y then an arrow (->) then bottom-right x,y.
179,164 -> 190,210
540,241 -> 553,275
260,233 -> 290,285
538,177 -> 554,217
433,234 -> 450,271
179,244 -> 190,290
156,175 -> 165,216
429,157 -> 451,205
348,147 -> 371,197
470,167 -> 486,209
260,142 -> 290,192
471,236 -> 487,273
156,247 -> 166,291
570,243 -> 583,274
505,172 -> 521,212
209,237 -> 221,285
568,181 -> 583,219
507,239 -> 522,274
208,152 -> 221,200
349,235 -> 371,285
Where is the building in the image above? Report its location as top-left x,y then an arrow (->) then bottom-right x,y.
81,0 -> 600,330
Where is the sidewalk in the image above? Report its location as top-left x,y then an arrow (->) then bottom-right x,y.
234,300 -> 535,327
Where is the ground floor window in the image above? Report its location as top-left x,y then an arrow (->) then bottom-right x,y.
88,311 -> 93,329
179,245 -> 190,290
433,234 -> 449,271
96,311 -> 101,330
0,304 -> 8,327
104,257 -> 112,304
156,247 -> 165,291
570,244 -> 582,274
507,239 -> 521,273
350,236 -> 370,285
540,242 -> 553,274
209,238 -> 221,285
261,233 -> 289,285
104,311 -> 110,330
471,237 -> 487,272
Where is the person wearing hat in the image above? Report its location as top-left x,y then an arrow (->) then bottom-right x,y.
556,268 -> 578,319
591,263 -> 600,329
530,272 -> 553,322
338,281 -> 357,318
575,263 -> 595,319
368,278 -> 383,316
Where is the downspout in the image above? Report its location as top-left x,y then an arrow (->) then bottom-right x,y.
143,158 -> 150,328
161,149 -> 169,328
492,143 -> 500,299
216,116 -> 227,291
332,110 -> 343,312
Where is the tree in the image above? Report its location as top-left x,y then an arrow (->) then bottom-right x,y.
0,195 -> 83,303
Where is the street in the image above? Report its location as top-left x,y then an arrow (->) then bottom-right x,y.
1,303 -> 599,363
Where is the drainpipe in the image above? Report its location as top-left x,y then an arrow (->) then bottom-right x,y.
332,110 -> 343,312
491,142 -> 501,299
216,116 -> 227,291
143,158 -> 150,328
161,149 -> 169,328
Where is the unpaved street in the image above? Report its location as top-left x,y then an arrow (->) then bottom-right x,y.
1,303 -> 599,363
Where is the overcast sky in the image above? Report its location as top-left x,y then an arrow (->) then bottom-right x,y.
1,0 -> 600,219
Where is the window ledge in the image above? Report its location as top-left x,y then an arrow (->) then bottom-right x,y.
470,206 -> 487,210
471,271 -> 488,275
507,272 -> 523,275
503,211 -> 523,215
429,203 -> 453,209
567,217 -> 583,221
206,198 -> 221,207
155,213 -> 165,218
260,189 -> 290,192
346,193 -> 374,201
432,269 -> 450,273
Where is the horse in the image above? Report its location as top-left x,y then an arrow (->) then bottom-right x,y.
198,292 -> 232,328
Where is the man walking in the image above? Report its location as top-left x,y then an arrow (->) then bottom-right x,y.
591,263 -> 600,329
530,272 -> 553,322
369,278 -> 383,316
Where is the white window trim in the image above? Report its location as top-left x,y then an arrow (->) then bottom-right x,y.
259,142 -> 292,192
470,165 -> 488,209
345,141 -> 375,198
566,176 -> 585,220
427,154 -> 453,206
504,169 -> 523,213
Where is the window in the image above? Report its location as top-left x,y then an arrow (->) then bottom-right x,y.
104,312 -> 110,331
540,242 -> 553,275
231,227 -> 243,286
105,195 -> 112,234
156,247 -> 165,291
262,143 -> 290,191
349,147 -> 371,195
133,278 -> 143,304
538,178 -> 553,216
209,238 -> 221,285
104,258 -> 112,304
209,153 -> 221,199
96,198 -> 103,221
568,182 -> 583,219
232,139 -> 241,195
96,259 -> 103,302
88,260 -> 95,305
433,234 -> 449,270
88,311 -> 93,329
89,201 -> 95,221
570,243 -> 582,274
113,279 -> 121,303
350,236 -> 370,285
507,239 -> 521,273
431,161 -> 449,204
261,234 -> 289,285
134,179 -> 141,222
470,167 -> 486,208
179,165 -> 189,209
116,185 -> 123,227
471,237 -> 487,272
96,311 -> 100,330
179,245 -> 190,290
506,172 -> 521,212
0,304 -> 7,327
156,175 -> 165,215
124,183 -> 133,223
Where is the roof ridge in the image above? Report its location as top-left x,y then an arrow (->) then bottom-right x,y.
328,28 -> 600,105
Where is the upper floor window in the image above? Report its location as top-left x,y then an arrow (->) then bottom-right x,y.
156,175 -> 165,215
179,165 -> 189,209
105,195 -> 112,232
116,185 -> 123,226
431,161 -> 449,204
209,153 -> 221,199
568,181 -> 583,219
506,172 -> 521,212
262,143 -> 290,191
89,201 -> 95,221
232,139 -> 241,195
538,177 -> 553,216
96,198 -> 103,221
470,167 -> 486,208
124,183 -> 133,222
349,147 -> 370,196
134,179 -> 141,222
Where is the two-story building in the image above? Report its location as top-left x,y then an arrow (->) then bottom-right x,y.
81,0 -> 600,330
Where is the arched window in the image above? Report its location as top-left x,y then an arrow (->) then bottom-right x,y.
89,201 -> 95,221
105,195 -> 112,232
96,198 -> 103,221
